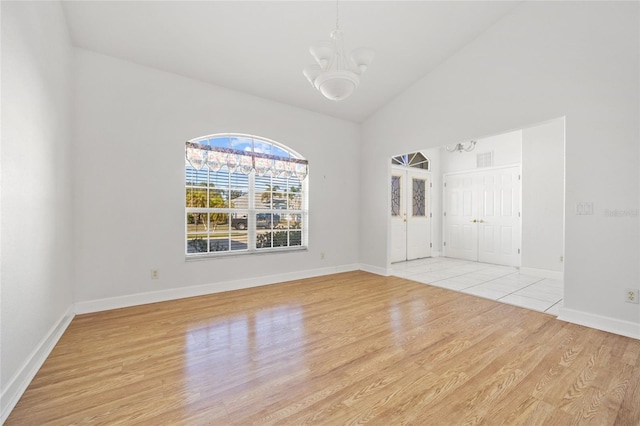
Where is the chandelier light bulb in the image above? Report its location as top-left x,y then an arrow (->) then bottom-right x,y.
350,47 -> 375,73
309,41 -> 334,69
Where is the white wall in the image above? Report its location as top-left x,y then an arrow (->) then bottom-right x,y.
1,1 -> 75,418
362,1 -> 639,335
440,130 -> 522,174
522,118 -> 565,275
72,50 -> 361,306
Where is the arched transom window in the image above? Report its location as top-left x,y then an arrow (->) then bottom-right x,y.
391,152 -> 430,170
185,134 -> 308,257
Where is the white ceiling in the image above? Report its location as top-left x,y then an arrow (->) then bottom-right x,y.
61,1 -> 521,123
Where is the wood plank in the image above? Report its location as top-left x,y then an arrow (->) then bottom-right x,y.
6,271 -> 639,425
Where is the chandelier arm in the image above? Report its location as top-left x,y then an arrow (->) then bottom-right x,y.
444,141 -> 477,153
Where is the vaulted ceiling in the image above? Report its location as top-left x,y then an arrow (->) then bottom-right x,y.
62,1 -> 520,123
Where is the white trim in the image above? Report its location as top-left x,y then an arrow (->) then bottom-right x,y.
1,306 -> 75,424
519,267 -> 564,281
359,263 -> 391,276
558,307 -> 640,340
74,264 -> 360,314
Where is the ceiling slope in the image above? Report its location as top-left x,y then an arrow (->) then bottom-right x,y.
62,1 -> 520,123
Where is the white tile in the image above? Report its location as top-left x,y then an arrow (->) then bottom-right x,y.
462,272 -> 492,280
513,274 -> 546,285
406,263 -> 454,274
390,270 -> 415,278
439,269 -> 474,279
448,274 -> 489,286
513,286 -> 563,303
544,301 -> 563,316
461,285 -> 510,300
492,274 -> 542,286
404,265 -> 433,273
447,264 -> 487,273
432,278 -> 477,291
479,280 -> 528,293
391,258 -> 565,315
533,280 -> 564,292
498,294 -> 555,312
467,270 -> 515,280
539,278 -> 564,286
408,272 -> 450,284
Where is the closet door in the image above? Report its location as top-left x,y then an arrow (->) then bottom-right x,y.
443,173 -> 478,261
477,166 -> 521,266
443,166 -> 521,267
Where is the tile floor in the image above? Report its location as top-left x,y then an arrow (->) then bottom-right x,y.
390,257 -> 564,315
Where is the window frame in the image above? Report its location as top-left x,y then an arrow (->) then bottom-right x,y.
185,134 -> 308,259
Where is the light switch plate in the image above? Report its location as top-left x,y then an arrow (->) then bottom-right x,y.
575,202 -> 593,215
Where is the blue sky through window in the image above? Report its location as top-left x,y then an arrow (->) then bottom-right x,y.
191,134 -> 298,159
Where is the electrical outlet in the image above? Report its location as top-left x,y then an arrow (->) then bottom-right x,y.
320,252 -> 325,260
625,288 -> 639,304
151,269 -> 159,280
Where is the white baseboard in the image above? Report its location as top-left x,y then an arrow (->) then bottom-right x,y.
519,267 -> 564,280
74,264 -> 361,314
1,306 -> 75,424
558,307 -> 640,340
359,263 -> 391,276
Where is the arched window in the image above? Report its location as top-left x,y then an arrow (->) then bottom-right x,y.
391,152 -> 430,170
185,134 -> 308,256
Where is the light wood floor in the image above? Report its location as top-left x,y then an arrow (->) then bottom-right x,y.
7,271 -> 640,425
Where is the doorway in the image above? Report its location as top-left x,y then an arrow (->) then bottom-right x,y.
391,161 -> 432,263
443,165 -> 521,267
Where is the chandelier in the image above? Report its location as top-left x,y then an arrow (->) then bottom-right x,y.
445,140 -> 477,153
303,1 -> 374,101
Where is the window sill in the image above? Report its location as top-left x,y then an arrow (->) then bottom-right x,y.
185,246 -> 308,262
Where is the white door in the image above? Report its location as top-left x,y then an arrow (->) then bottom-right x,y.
390,170 -> 407,263
443,173 -> 478,261
391,167 -> 431,262
477,167 -> 521,266
443,166 -> 521,267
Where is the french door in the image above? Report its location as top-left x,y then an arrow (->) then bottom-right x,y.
391,167 -> 431,262
443,166 -> 521,267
